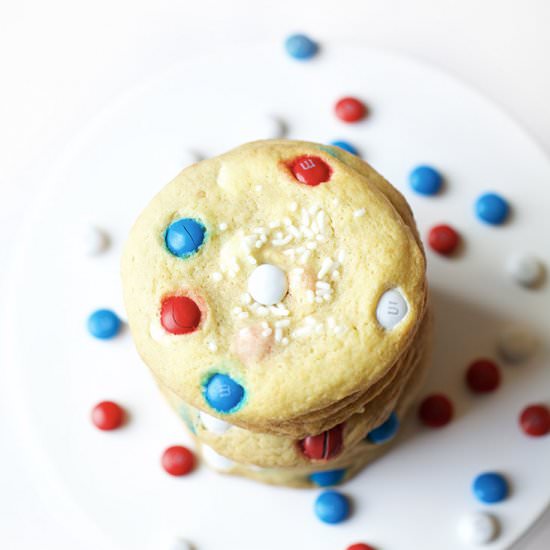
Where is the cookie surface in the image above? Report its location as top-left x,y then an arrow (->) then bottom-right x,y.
122,140 -> 427,432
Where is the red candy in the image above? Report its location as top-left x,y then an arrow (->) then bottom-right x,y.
520,405 -> 550,437
347,545 -> 375,550
334,96 -> 367,123
160,295 -> 201,335
466,359 -> 501,393
289,156 -> 332,186
299,423 -> 344,460
161,445 -> 195,476
91,401 -> 125,431
428,224 -> 460,255
418,394 -> 453,428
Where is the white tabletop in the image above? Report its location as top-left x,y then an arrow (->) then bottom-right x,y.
1,1 -> 549,548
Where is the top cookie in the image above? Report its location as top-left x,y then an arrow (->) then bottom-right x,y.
122,139 -> 427,433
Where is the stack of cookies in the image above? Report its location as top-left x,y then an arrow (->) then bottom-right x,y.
122,139 -> 431,488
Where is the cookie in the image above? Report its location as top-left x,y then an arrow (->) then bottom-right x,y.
122,140 -> 428,436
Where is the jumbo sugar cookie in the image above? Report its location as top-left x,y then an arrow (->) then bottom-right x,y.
121,139 -> 428,436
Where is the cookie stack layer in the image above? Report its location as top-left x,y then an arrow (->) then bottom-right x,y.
122,139 -> 431,487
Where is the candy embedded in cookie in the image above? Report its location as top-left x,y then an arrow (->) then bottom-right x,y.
299,424 -> 345,461
165,217 -> 206,257
160,295 -> 202,335
203,373 -> 246,413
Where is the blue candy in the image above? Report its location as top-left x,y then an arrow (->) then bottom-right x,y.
314,490 -> 350,524
87,309 -> 121,339
284,34 -> 319,60
165,218 -> 206,258
475,193 -> 509,225
366,411 -> 399,444
310,469 -> 346,487
203,373 -> 245,413
473,472 -> 509,504
330,140 -> 359,156
409,165 -> 443,196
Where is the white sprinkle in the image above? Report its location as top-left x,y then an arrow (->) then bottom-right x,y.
337,250 -> 346,263
255,185 -> 262,192
283,249 -> 296,257
257,306 -> 269,316
309,204 -> 320,216
315,296 -> 324,303
261,328 -> 272,338
232,307 -> 243,315
304,316 -> 316,325
281,337 -> 289,346
331,270 -> 340,280
274,231 -> 284,239
275,319 -> 291,328
306,241 -> 317,250
208,340 -> 218,352
287,225 -> 301,238
269,221 -> 281,229
275,328 -> 283,342
241,293 -> 252,304
327,317 -> 336,328
212,272 -> 223,282
260,234 -> 267,243
292,327 -> 312,338
283,217 -> 292,226
301,226 -> 314,239
316,211 -> 326,232
218,222 -> 228,231
323,294 -> 332,301
316,281 -> 331,289
334,325 -> 347,334
318,258 -> 333,279
354,208 -> 366,218
272,235 -> 293,246
299,250 -> 311,264
228,270 -> 237,278
289,202 -> 298,212
247,255 -> 258,265
306,290 -> 315,303
253,227 -> 266,235
311,221 -> 319,234
333,197 -> 340,206
270,306 -> 290,316
249,302 -> 260,311
237,311 -> 249,319
301,209 -> 310,226
315,323 -> 324,333
255,240 -> 263,249
296,246 -> 306,254
261,321 -> 269,329
316,234 -> 326,242
292,267 -> 304,274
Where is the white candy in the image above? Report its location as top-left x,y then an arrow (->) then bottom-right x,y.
247,264 -> 288,306
506,254 -> 544,288
457,511 -> 499,544
82,225 -> 109,256
199,411 -> 231,434
497,326 -> 537,363
201,444 -> 235,471
376,289 -> 408,329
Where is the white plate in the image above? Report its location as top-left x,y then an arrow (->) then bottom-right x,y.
2,44 -> 550,550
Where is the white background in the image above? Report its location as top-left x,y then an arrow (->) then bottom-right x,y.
0,1 -> 549,548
